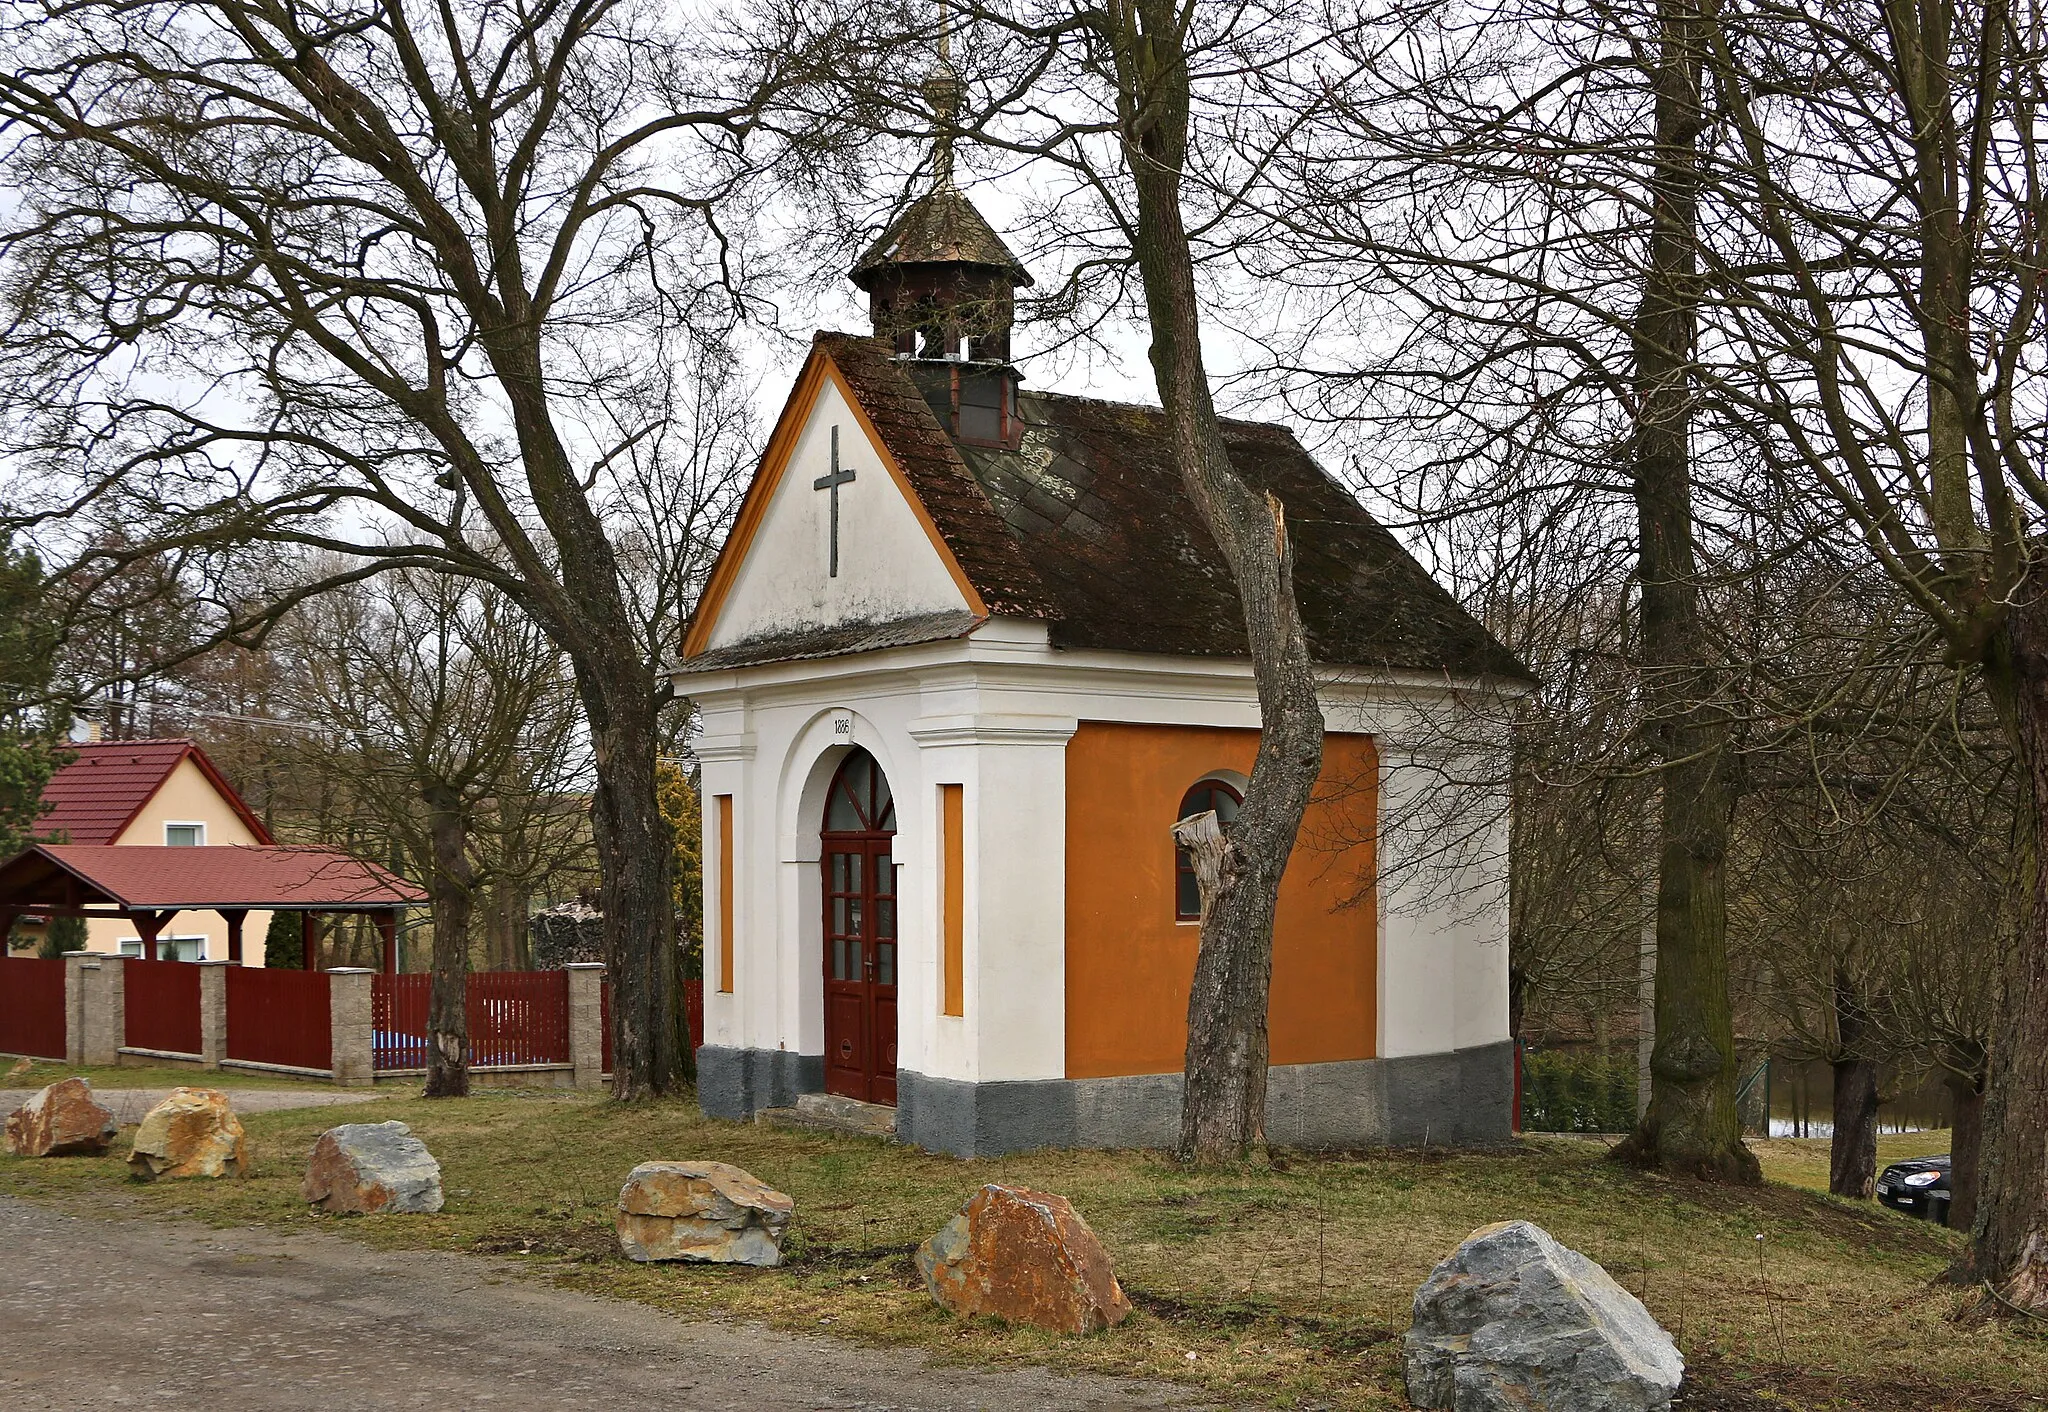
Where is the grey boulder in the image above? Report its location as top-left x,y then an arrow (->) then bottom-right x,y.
302,1121 -> 445,1214
1404,1219 -> 1683,1412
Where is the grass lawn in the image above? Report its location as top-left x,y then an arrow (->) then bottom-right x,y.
0,1084 -> 2036,1411
0,1056 -> 340,1091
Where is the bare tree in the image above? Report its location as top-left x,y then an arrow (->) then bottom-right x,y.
276,565 -> 588,1095
0,0 -> 785,1096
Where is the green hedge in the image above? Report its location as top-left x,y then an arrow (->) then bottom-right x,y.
1522,1048 -> 1639,1133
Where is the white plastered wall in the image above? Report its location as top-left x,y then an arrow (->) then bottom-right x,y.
704,377 -> 973,654
687,622 -> 1518,1088
84,756 -> 275,965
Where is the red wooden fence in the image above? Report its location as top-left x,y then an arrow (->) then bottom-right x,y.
226,966 -> 332,1071
373,970 -> 572,1070
372,972 -> 429,1071
0,958 -> 67,1060
124,958 -> 202,1055
471,970 -> 569,1065
598,978 -> 702,1076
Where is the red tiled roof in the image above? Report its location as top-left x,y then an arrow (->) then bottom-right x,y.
36,739 -> 274,846
0,845 -> 425,910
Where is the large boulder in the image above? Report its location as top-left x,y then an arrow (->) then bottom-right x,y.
302,1121 -> 444,1214
1404,1220 -> 1683,1412
5,1077 -> 118,1157
127,1087 -> 249,1180
615,1161 -> 792,1266
916,1183 -> 1132,1335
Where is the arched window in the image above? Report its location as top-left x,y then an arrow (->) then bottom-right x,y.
1175,778 -> 1243,921
824,747 -> 896,834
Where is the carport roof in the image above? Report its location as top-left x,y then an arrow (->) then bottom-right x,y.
0,844 -> 425,912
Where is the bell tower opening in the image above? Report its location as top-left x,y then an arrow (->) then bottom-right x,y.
847,37 -> 1033,449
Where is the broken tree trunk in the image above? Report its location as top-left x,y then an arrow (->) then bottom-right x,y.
1107,0 -> 1326,1163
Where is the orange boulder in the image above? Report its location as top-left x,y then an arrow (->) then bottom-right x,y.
916,1183 -> 1132,1334
4,1077 -> 117,1157
127,1087 -> 249,1180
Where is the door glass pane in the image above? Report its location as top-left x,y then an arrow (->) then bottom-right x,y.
833,937 -> 848,981
848,853 -> 862,892
848,940 -> 862,979
876,857 -> 894,896
878,942 -> 895,986
827,773 -> 862,831
876,899 -> 895,940
849,897 -> 864,934
833,897 -> 848,936
832,853 -> 849,891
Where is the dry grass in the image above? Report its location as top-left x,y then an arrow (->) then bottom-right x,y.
0,1085 -> 2036,1411
0,1056 -> 338,1091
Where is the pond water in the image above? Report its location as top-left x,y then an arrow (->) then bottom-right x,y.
1764,1059 -> 1954,1139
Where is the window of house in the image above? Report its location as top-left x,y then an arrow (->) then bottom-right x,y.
164,822 -> 205,847
1175,779 -> 1243,921
119,935 -> 206,962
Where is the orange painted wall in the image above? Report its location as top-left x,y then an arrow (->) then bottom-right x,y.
1064,722 -> 1378,1079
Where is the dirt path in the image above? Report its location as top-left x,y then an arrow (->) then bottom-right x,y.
0,1197 -> 1216,1410
0,1088 -> 385,1125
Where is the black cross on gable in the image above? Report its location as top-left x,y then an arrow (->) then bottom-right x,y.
813,423 -> 857,578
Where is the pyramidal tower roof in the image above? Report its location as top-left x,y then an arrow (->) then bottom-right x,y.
849,189 -> 1033,289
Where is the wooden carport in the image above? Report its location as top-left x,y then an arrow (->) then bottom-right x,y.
0,844 -> 427,971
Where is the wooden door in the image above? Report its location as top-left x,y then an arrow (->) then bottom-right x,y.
821,749 -> 898,1105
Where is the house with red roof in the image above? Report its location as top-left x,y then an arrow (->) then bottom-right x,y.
12,739 -> 280,962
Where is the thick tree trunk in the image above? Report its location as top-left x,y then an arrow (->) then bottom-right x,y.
1111,0 -> 1325,1163
1944,1062 -> 1986,1233
584,671 -> 677,1102
1968,588 -> 2048,1304
422,783 -> 472,1100
1828,974 -> 1879,1199
1610,0 -> 1757,1185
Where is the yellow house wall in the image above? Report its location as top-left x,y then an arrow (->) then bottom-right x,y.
78,756 -> 275,965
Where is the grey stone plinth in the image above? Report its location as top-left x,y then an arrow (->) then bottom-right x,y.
326,969 -> 375,1087
198,961 -> 231,1070
65,953 -> 123,1067
565,963 -> 606,1091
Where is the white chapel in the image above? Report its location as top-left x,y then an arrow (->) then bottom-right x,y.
675,181 -> 1529,1157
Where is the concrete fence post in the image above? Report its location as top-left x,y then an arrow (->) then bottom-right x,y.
63,952 -> 91,1066
327,968 -> 376,1087
198,961 -> 231,1071
566,963 -> 606,1091
65,952 -> 124,1066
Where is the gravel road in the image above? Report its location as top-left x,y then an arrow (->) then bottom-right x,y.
0,1088 -> 385,1126
0,1197 -> 1214,1410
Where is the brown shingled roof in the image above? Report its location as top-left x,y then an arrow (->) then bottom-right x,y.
850,191 -> 1033,288
952,390 -> 1529,679
36,739 -> 274,846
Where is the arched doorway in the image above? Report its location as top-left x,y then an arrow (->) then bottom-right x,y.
821,747 -> 897,1104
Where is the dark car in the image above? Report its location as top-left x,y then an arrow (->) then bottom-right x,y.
1875,1155 -> 1952,1225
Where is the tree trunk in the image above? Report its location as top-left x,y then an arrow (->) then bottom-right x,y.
1610,0 -> 1757,1185
1110,0 -> 1325,1163
1968,585 -> 2048,1304
1944,1062 -> 1986,1233
1828,974 -> 1879,1199
585,674 -> 677,1102
422,782 -> 473,1100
